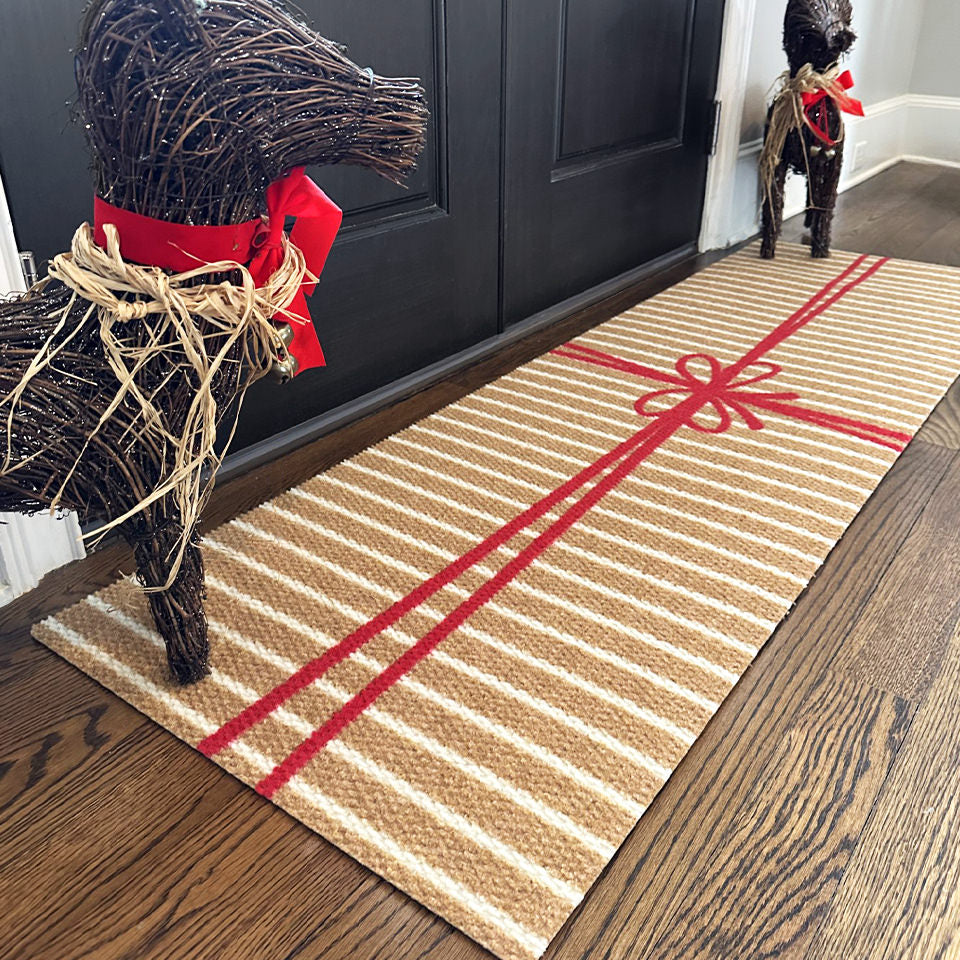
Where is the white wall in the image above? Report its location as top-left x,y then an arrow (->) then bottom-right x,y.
714,0 -> 957,250
905,0 -> 960,167
0,171 -> 86,604
911,0 -> 960,98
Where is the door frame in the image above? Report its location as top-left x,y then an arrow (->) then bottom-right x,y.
0,168 -> 24,292
0,169 -> 85,604
699,0 -> 759,251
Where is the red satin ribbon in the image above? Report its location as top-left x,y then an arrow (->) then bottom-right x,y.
801,70 -> 865,146
93,167 -> 343,374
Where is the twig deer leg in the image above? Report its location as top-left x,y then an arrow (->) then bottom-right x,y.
804,179 -> 815,229
129,495 -> 209,683
808,145 -> 843,258
760,158 -> 789,260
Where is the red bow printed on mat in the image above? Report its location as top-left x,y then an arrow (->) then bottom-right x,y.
555,342 -> 906,449
631,354 -> 797,433
801,70 -> 864,147
198,254 -> 913,799
93,167 -> 342,374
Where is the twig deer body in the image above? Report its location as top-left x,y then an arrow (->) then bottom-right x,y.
0,0 -> 427,682
760,0 -> 858,259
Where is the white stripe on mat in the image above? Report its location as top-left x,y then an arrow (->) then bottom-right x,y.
199,549 -> 649,818
328,448 -> 807,593
89,595 -> 586,907
229,517 -> 685,778
346,449 -> 822,571
40,615 -> 553,960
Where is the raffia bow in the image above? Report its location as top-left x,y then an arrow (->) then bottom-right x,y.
758,63 -> 859,215
0,221 -> 309,590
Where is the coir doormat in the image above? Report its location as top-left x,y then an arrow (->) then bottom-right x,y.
34,244 -> 960,960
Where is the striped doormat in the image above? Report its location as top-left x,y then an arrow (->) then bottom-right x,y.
34,244 -> 960,960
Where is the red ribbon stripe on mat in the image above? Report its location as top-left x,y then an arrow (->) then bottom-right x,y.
198,254 -> 909,798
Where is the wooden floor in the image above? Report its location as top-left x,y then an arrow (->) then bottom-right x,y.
3,160 -> 960,960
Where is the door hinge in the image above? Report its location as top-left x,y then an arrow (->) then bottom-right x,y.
18,250 -> 37,288
706,100 -> 722,157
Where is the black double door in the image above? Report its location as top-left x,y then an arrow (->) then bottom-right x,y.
0,0 -> 725,453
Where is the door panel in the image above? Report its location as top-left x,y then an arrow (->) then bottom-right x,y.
502,0 -> 725,326
305,2 -> 446,229
0,0 -> 501,452
0,0 -> 87,274
0,0 -> 726,458
225,0 -> 503,449
558,0 -> 693,159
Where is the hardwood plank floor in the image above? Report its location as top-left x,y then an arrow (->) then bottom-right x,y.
807,625 -> 960,960
544,439 -> 954,960
3,161 -> 960,959
643,670 -> 911,960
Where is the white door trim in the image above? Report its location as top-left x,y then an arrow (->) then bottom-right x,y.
0,168 -> 24,293
0,170 -> 86,605
0,510 -> 87,602
699,0 -> 760,252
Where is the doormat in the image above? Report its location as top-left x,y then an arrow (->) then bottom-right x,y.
34,244 -> 960,960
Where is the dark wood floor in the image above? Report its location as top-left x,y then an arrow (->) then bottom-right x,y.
3,160 -> 960,960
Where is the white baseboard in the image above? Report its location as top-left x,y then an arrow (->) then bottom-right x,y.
0,174 -> 87,606
0,511 -> 86,603
901,154 -> 960,171
712,93 -> 960,249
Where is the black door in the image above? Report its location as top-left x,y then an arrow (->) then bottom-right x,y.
0,0 -> 724,455
0,0 -> 503,451
501,0 -> 725,325
237,1 -> 502,449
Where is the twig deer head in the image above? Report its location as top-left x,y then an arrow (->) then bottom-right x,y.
0,0 -> 428,682
76,0 -> 428,222
783,0 -> 857,74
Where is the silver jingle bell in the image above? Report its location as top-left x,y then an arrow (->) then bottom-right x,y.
270,353 -> 300,384
270,323 -> 299,383
275,322 -> 295,349
824,148 -> 837,159
809,144 -> 822,157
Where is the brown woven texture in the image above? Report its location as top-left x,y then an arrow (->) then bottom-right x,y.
35,245 -> 960,960
0,0 -> 427,682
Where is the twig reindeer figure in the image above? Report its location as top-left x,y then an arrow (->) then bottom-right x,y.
0,0 -> 427,682
760,0 -> 860,259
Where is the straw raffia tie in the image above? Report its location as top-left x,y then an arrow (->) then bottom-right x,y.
759,63 -> 848,212
1,221 -> 310,590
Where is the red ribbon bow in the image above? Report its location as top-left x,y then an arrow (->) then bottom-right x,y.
634,354 -> 801,433
801,70 -> 865,146
93,167 -> 342,375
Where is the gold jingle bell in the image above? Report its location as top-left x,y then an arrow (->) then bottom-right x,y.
270,322 -> 300,383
